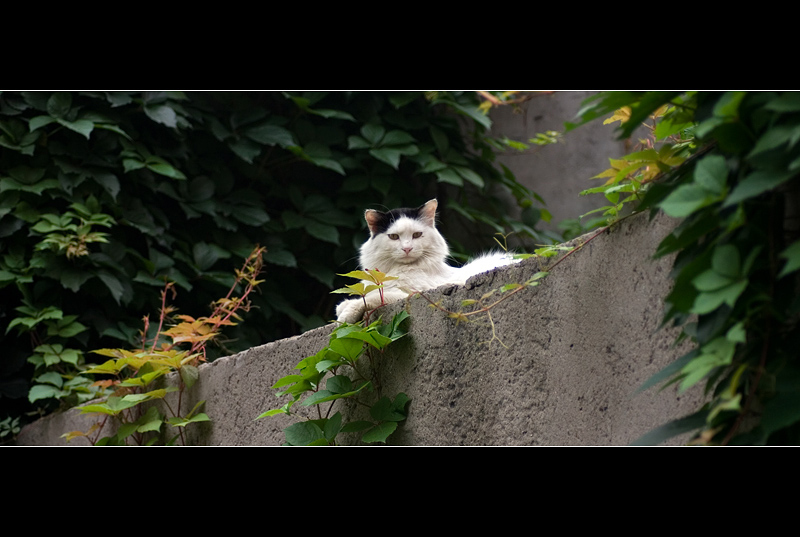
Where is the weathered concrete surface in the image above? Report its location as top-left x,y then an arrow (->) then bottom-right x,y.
16,211 -> 702,446
489,91 -> 641,234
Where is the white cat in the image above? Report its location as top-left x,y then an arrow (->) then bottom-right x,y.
335,198 -> 519,323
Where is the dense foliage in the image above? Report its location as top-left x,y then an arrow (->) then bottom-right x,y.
0,91 -> 547,431
575,91 -> 800,445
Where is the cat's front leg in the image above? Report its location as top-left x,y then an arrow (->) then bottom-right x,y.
335,288 -> 411,323
336,297 -> 366,324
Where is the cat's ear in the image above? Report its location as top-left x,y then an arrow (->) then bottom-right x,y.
418,199 -> 438,227
364,209 -> 382,236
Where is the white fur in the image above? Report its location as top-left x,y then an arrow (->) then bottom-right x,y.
335,199 -> 518,323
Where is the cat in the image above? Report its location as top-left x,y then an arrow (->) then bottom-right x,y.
335,198 -> 519,323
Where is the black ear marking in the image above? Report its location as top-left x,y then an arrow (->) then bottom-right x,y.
364,199 -> 437,237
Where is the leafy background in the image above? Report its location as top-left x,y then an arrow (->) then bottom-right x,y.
0,91 -> 549,432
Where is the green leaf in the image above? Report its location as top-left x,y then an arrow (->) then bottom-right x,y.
361,123 -> 385,145
284,421 -> 326,446
264,249 -> 297,267
370,394 -> 409,422
693,155 -> 728,195
340,329 -> 393,350
97,271 -> 125,305
340,420 -> 375,433
436,168 -> 464,186
629,409 -> 709,446
361,421 -> 397,444
144,103 -> 178,127
692,280 -> 747,314
180,364 -> 200,388
168,413 -> 210,428
58,118 -> 94,139
29,116 -> 57,132
758,364 -> 800,440
28,384 -> 66,403
711,244 -> 741,278
34,371 -> 64,387
369,147 -> 403,169
660,184 -> 718,218
245,124 -> 294,147
724,170 -> 795,207
145,156 -> 186,180
347,135 -> 372,150
679,337 -> 736,391
692,270 -> 734,292
307,221 -> 340,245
779,240 -> 800,278
765,92 -> 800,112
748,124 -> 800,157
328,337 -> 364,361
455,166 -> 485,188
47,92 -> 72,119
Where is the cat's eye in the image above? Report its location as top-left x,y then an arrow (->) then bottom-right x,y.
388,234 -> 399,240
413,232 -> 422,238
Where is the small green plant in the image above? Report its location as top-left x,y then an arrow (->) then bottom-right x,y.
578,95 -> 697,227
258,269 -> 410,445
0,415 -> 21,443
64,246 -> 266,446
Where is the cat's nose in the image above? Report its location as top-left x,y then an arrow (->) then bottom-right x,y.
403,247 -> 413,254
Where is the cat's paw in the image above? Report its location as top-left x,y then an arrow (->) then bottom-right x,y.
336,298 -> 365,324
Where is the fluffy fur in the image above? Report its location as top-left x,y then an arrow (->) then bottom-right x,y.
335,199 -> 518,323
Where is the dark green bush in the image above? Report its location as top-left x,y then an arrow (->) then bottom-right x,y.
0,91 -> 546,426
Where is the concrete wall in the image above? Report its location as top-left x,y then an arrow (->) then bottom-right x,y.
489,91 -> 635,233
16,211 -> 703,446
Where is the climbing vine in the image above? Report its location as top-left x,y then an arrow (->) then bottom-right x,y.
572,91 -> 800,445
64,246 -> 266,445
258,269 -> 410,445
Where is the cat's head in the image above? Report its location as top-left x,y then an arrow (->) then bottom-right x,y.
361,199 -> 448,266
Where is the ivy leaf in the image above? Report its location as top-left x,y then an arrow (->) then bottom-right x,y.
97,271 -> 125,305
361,421 -> 397,444
724,170 -> 795,207
659,184 -> 718,218
679,337 -> 736,392
758,364 -> 800,441
711,244 -> 741,278
764,92 -> 800,112
630,408 -> 709,446
369,393 -> 410,422
370,147 -> 403,168
455,166 -> 485,188
28,384 -> 66,403
283,421 -> 326,446
361,124 -> 385,145
436,168 -> 464,186
340,329 -> 393,350
47,92 -> 73,118
307,221 -> 340,245
144,103 -> 178,127
58,118 -> 94,139
263,249 -> 297,267
245,123 -> 294,147
145,156 -> 186,180
328,337 -> 364,362
779,240 -> 800,278
693,154 -> 728,195
748,124 -> 800,158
